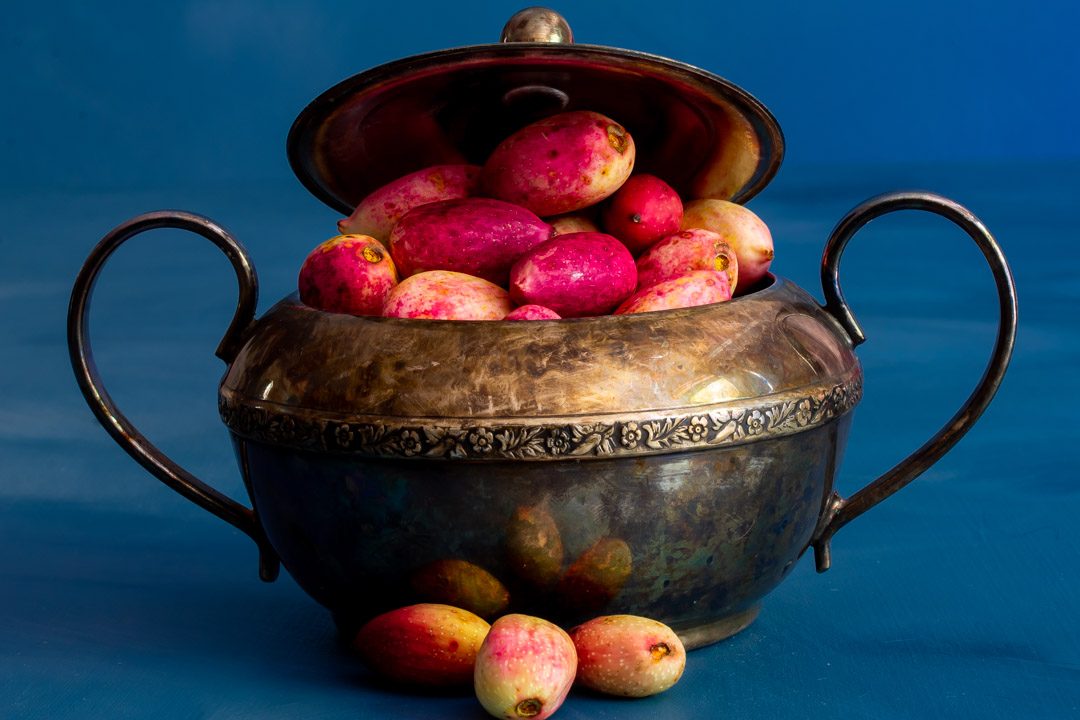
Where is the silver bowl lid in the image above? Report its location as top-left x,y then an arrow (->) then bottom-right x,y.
286,8 -> 784,215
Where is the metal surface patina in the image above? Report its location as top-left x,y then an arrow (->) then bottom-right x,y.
67,8 -> 1017,648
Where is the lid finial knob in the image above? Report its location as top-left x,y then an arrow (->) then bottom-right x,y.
500,7 -> 574,44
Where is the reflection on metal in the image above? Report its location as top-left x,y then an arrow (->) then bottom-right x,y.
500,7 -> 574,44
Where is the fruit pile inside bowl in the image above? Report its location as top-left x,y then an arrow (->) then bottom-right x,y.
298,110 -> 774,321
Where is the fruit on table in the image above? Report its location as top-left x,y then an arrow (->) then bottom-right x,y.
383,270 -> 513,320
569,615 -> 686,697
508,232 -> 637,317
337,164 -> 482,243
504,304 -> 562,321
353,603 -> 491,687
601,173 -> 683,255
410,558 -> 511,619
615,269 -> 732,315
389,198 -> 553,285
474,614 -> 577,720
297,234 -> 398,316
681,199 -> 774,291
483,110 -> 636,217
636,228 -> 740,293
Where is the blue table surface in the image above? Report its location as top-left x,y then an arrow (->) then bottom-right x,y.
2,161 -> 1078,719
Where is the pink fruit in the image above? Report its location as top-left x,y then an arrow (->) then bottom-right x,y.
504,304 -> 562,321
353,603 -> 491,687
569,615 -> 686,697
509,232 -> 637,318
337,164 -> 481,243
383,270 -> 513,320
389,198 -> 553,285
681,199 -> 774,292
297,234 -> 398,316
614,270 -> 732,315
601,174 -> 683,255
474,614 -> 577,720
483,110 -> 636,217
636,228 -> 740,293
548,213 -> 600,236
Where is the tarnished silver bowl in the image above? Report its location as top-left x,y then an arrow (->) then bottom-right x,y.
67,9 -> 1016,648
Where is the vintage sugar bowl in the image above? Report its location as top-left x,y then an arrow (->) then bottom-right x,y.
68,8 -> 1017,648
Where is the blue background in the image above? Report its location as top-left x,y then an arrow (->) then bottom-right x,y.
5,0 -> 1079,190
2,2 -> 1079,719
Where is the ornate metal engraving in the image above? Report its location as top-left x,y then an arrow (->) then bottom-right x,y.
219,371 -> 862,461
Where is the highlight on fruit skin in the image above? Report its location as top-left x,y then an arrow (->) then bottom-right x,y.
508,232 -> 638,318
389,197 -> 553,286
636,227 -> 739,294
615,269 -> 732,315
601,173 -> 684,255
338,163 -> 482,243
569,614 -> 687,698
297,234 -> 399,317
353,603 -> 491,687
482,110 -> 636,217
382,270 -> 513,320
474,614 -> 577,720
681,198 -> 774,292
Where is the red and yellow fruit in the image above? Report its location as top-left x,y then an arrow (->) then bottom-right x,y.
569,614 -> 686,697
382,270 -> 513,320
548,213 -> 600,236
338,164 -> 481,243
483,110 -> 636,217
681,199 -> 774,291
474,614 -> 577,720
353,603 -> 491,687
297,234 -> 398,316
636,228 -> 739,293
504,304 -> 562,321
616,269 -> 732,315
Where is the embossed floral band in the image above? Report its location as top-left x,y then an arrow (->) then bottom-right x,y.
219,368 -> 862,461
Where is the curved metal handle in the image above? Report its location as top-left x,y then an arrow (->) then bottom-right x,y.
812,191 -> 1018,572
67,210 -> 279,581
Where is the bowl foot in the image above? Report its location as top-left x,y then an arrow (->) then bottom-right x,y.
674,605 -> 761,650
